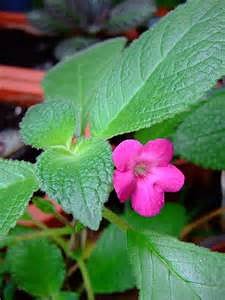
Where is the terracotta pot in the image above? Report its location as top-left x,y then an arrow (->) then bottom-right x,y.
18,197 -> 64,228
0,65 -> 44,106
0,11 -> 39,34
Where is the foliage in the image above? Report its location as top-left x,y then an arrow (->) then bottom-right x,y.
174,89 -> 225,169
0,0 -> 225,298
6,239 -> 65,297
28,0 -> 156,35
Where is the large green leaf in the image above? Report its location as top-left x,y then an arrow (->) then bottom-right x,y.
43,38 -> 126,132
36,138 -> 113,230
128,230 -> 225,300
174,89 -> 225,169
90,0 -> 225,138
126,203 -> 188,237
0,160 -> 39,236
88,224 -> 135,293
20,100 -> 76,149
6,239 -> 65,297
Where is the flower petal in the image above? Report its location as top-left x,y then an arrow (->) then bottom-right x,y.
139,138 -> 173,167
112,139 -> 142,171
152,164 -> 185,192
131,177 -> 164,217
113,170 -> 136,202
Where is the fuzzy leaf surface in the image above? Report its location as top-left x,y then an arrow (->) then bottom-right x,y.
128,230 -> 225,300
174,89 -> 225,169
20,100 -> 76,149
90,0 -> 225,138
7,239 -> 65,297
0,160 -> 38,236
36,138 -> 113,230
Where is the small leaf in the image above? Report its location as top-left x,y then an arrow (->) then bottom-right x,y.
106,0 -> 155,34
90,0 -> 225,138
128,230 -> 225,300
88,224 -> 135,293
36,138 -> 113,230
20,100 -> 76,149
7,239 -> 65,297
126,203 -> 188,237
43,38 -> 126,132
0,160 -> 39,236
174,89 -> 225,169
32,197 -> 56,214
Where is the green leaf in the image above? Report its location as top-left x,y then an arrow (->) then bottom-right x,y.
128,230 -> 225,300
20,100 -> 76,149
135,109 -> 195,143
36,138 -> 113,230
88,224 -> 135,293
106,0 -> 155,34
90,0 -> 225,138
174,89 -> 225,169
55,291 -> 79,300
0,160 -> 39,236
126,203 -> 188,237
43,38 -> 126,132
32,197 -> 56,214
6,239 -> 65,297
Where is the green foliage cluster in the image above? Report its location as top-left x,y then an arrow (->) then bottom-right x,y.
0,0 -> 225,298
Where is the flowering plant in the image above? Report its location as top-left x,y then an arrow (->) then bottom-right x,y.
0,0 -> 225,299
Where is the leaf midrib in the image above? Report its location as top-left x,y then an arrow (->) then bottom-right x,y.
136,232 -> 201,299
99,1 -> 219,136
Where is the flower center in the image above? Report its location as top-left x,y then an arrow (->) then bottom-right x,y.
134,162 -> 149,178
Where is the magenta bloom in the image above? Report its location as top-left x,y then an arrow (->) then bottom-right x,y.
112,139 -> 185,217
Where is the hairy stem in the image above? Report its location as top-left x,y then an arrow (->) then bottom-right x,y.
0,227 -> 73,246
181,206 -> 225,239
102,207 -> 131,231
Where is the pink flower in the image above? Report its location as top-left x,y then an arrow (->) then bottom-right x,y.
112,139 -> 185,217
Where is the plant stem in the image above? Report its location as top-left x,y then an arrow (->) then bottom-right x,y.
26,214 -> 94,300
180,206 -> 225,239
0,227 -> 73,246
54,211 -> 72,227
76,257 -> 94,300
52,235 -> 94,300
102,207 -> 131,231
